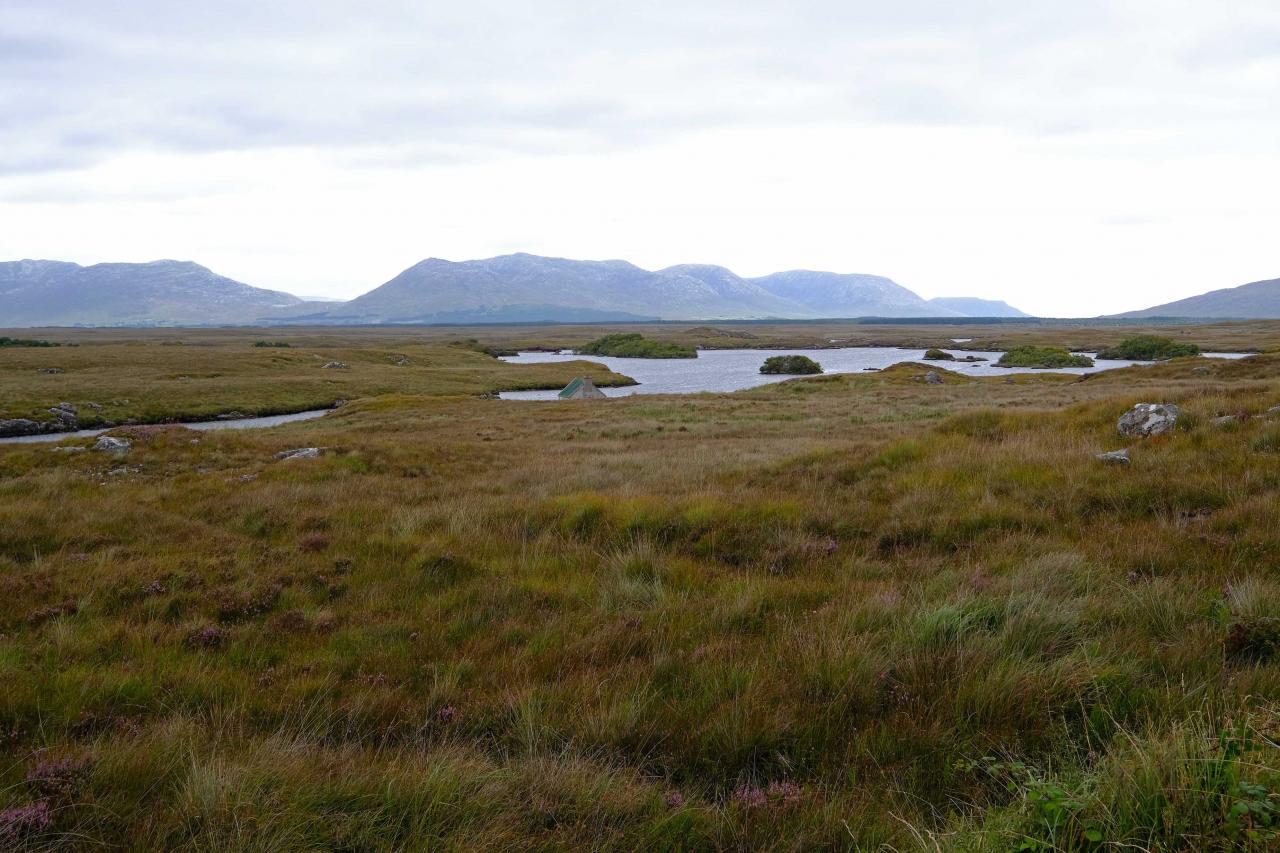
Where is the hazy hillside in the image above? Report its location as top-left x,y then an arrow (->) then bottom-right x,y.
928,296 -> 1030,317
322,254 -> 967,323
331,255 -> 798,323
1114,277 -> 1280,319
1,253 -> 1033,326
748,270 -> 957,318
0,260 -> 307,326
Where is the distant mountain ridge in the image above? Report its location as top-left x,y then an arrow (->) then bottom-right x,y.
927,297 -> 1029,318
0,253 -> 1029,327
0,259 -> 309,326
325,254 -> 981,323
1113,277 -> 1280,319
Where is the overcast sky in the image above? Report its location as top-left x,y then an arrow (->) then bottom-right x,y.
2,1 -> 1278,316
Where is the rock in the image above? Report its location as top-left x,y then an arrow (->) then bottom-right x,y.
1096,449 -> 1131,465
321,361 -> 348,369
1192,366 -> 1211,374
1118,403 -> 1180,437
39,367 -> 64,374
923,371 -> 943,385
93,436 -> 131,454
275,447 -> 321,461
1267,405 -> 1280,418
0,418 -> 44,437
216,411 -> 246,420
48,403 -> 78,427
50,446 -> 87,453
86,402 -> 102,411
1212,415 -> 1239,428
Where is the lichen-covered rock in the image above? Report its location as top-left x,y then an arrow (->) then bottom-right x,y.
924,371 -> 943,385
1118,403 -> 1180,437
93,436 -> 131,453
321,361 -> 348,369
1096,449 -> 1131,465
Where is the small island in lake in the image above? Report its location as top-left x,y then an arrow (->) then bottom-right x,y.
1097,335 -> 1200,361
760,354 -> 823,374
996,346 -> 1094,369
578,333 -> 697,359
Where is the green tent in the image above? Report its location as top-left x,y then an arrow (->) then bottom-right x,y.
558,377 -> 607,400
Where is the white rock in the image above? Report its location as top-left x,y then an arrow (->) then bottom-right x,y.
93,436 -> 131,453
1118,403 -> 1180,437
1096,449 -> 1131,465
275,447 -> 321,460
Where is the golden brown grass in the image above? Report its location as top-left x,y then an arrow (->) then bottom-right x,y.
1,329 -> 1279,850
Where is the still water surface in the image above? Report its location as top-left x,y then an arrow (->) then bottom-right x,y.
0,409 -> 330,445
499,347 -> 1248,400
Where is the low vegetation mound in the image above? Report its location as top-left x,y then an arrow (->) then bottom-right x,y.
0,336 -> 60,348
997,346 -> 1094,369
578,333 -> 696,359
760,354 -> 823,374
450,338 -> 517,358
923,348 -> 955,360
252,341 -> 291,348
1098,335 -> 1201,361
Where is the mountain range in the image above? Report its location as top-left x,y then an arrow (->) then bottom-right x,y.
0,259 -> 310,326
1112,277 -> 1280,320
2,253 -> 1275,327
0,253 -> 1029,326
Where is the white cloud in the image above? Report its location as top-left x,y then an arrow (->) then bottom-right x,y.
2,0 -> 1278,315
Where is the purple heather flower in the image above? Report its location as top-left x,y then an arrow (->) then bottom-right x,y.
767,780 -> 803,804
666,792 -> 685,809
732,784 -> 768,809
26,757 -> 88,799
0,800 -> 52,843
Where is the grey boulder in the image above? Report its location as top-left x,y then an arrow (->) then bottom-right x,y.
1118,403 -> 1180,437
923,371 -> 943,385
93,436 -> 131,453
0,418 -> 44,437
1096,449 -> 1131,465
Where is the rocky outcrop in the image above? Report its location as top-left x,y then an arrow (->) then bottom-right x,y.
48,402 -> 77,428
1118,403 -> 1180,437
93,436 -> 131,453
0,418 -> 45,437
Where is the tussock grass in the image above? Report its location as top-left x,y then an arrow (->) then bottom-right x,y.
1,330 -> 1279,848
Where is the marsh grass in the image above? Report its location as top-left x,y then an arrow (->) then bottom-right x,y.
1,332 -> 1279,848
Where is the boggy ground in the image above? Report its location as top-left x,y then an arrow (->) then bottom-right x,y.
2,331 -> 1280,851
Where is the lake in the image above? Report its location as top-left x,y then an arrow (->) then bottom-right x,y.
499,347 -> 1248,400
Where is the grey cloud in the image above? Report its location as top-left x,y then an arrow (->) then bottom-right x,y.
2,0 -> 1279,177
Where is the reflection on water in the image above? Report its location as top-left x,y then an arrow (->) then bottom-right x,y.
499,347 -> 1248,400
